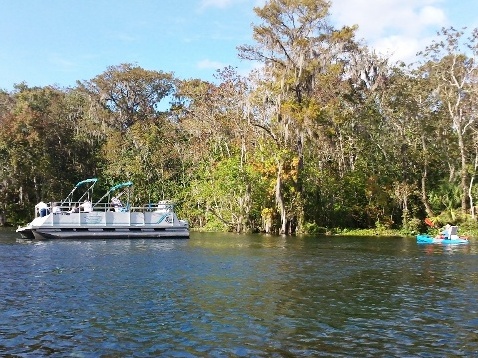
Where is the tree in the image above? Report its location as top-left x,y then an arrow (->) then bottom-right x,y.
0,84 -> 103,223
418,27 -> 478,213
0,89 -> 16,224
78,63 -> 175,131
78,64 -> 183,198
238,0 -> 362,233
173,67 -> 261,232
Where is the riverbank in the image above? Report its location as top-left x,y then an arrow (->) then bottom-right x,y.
336,227 -> 478,239
334,228 -> 405,237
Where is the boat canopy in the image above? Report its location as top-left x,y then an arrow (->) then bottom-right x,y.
60,178 -> 98,206
93,181 -> 133,208
75,178 -> 98,187
107,181 -> 133,194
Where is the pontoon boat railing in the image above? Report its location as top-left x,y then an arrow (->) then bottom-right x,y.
45,201 -> 176,214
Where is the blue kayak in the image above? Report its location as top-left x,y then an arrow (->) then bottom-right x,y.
416,234 -> 469,245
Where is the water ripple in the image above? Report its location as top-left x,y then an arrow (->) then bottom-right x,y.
1,233 -> 478,356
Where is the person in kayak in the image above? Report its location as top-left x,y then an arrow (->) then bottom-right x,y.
436,224 -> 451,239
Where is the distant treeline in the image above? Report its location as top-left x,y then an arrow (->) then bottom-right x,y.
1,0 -> 478,235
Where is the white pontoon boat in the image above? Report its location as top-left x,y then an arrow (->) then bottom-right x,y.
16,178 -> 189,240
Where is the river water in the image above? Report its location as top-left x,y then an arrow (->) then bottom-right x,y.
1,228 -> 477,357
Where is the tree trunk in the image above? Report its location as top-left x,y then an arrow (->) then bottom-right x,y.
468,146 -> 478,219
421,171 -> 434,217
457,128 -> 468,212
420,136 -> 434,217
469,177 -> 475,219
275,162 -> 287,234
295,132 -> 304,234
0,205 -> 5,226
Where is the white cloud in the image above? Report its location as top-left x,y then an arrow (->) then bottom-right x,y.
329,0 -> 449,63
419,5 -> 447,25
372,36 -> 423,64
197,59 -> 226,70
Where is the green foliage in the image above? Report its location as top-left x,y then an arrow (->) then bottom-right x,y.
200,216 -> 230,232
428,180 -> 462,220
2,20 -> 478,237
0,85 -> 103,219
302,222 -> 327,234
78,63 -> 175,131
183,153 -> 268,232
400,217 -> 422,236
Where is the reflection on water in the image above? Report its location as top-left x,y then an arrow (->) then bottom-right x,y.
1,229 -> 477,356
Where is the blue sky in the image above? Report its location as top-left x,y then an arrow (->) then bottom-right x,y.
0,0 -> 476,91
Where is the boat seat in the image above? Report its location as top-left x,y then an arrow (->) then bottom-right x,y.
449,226 -> 458,237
